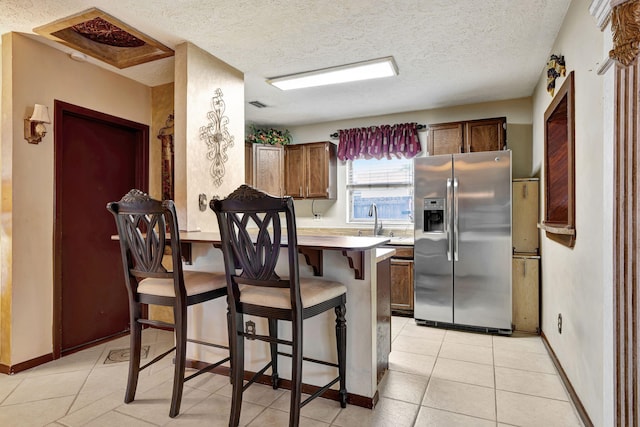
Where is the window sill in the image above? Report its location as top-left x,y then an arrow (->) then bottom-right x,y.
538,222 -> 576,248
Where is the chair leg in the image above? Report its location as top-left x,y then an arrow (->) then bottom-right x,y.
227,306 -> 233,385
125,303 -> 142,404
335,303 -> 347,408
289,318 -> 303,427
229,312 -> 244,427
268,318 -> 279,389
169,304 -> 187,418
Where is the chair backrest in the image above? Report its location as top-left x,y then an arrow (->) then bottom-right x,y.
107,189 -> 185,299
210,185 -> 302,312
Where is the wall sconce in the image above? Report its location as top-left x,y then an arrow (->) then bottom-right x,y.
24,104 -> 51,144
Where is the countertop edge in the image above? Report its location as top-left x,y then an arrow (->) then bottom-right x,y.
376,248 -> 396,263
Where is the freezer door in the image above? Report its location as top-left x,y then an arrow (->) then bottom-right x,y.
452,151 -> 512,330
414,155 -> 454,323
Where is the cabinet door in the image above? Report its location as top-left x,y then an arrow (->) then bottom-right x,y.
428,123 -> 463,155
305,142 -> 337,199
464,117 -> 506,152
284,145 -> 304,197
390,259 -> 414,312
512,257 -> 540,333
253,144 -> 283,197
245,142 -> 253,185
513,179 -> 539,254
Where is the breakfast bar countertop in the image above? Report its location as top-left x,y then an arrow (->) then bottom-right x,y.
179,231 -> 390,251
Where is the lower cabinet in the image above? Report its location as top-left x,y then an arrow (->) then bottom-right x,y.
512,255 -> 540,333
388,246 -> 414,314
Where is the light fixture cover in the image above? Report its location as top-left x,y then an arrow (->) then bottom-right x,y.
268,56 -> 398,90
29,104 -> 51,123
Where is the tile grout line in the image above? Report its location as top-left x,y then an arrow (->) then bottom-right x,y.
69,345 -> 109,417
414,318 -> 444,426
0,376 -> 23,406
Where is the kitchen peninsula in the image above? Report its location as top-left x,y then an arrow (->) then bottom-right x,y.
179,231 -> 391,407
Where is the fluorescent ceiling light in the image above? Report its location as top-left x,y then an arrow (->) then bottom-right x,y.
268,56 -> 398,90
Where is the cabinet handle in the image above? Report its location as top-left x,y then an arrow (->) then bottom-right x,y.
299,186 -> 302,197
523,184 -> 528,199
523,260 -> 526,277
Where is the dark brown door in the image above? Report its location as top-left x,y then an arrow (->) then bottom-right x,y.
54,100 -> 148,356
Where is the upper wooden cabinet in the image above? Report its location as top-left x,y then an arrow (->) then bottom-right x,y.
251,143 -> 284,197
428,122 -> 464,155
427,117 -> 506,155
245,142 -> 253,185
284,144 -> 304,197
285,141 -> 337,199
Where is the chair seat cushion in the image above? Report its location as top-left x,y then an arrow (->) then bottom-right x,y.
138,271 -> 226,297
239,277 -> 346,309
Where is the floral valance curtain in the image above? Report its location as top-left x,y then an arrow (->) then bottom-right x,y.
337,122 -> 422,161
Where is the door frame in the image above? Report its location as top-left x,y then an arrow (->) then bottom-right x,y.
52,100 -> 149,359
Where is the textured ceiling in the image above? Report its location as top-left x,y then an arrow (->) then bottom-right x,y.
1,0 -> 572,127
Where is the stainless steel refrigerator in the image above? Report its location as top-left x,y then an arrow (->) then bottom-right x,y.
413,150 -> 512,333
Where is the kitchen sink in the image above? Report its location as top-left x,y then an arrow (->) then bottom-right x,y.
388,236 -> 414,245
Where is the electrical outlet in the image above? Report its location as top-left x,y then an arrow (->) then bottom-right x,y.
313,213 -> 322,221
557,313 -> 563,334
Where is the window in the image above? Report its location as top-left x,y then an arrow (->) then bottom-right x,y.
347,158 -> 414,224
542,71 -> 575,248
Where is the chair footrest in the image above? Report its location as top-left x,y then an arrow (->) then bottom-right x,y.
186,338 -> 229,351
243,361 -> 274,392
140,346 -> 176,371
301,376 -> 341,408
240,331 -> 292,347
276,351 -> 339,369
138,318 -> 174,329
184,356 -> 231,382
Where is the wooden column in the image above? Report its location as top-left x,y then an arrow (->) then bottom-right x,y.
610,1 -> 640,425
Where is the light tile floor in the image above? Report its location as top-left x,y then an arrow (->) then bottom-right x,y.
0,316 -> 583,426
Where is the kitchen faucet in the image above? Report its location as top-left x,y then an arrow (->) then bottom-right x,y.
368,203 -> 383,236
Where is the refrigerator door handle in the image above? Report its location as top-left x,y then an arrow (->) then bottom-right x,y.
446,178 -> 453,261
453,177 -> 459,262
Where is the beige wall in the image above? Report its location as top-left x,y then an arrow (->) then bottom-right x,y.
174,42 -> 245,233
0,33 -> 152,365
1,33 -> 11,365
151,83 -> 175,200
288,97 -> 533,230
531,1 -> 610,425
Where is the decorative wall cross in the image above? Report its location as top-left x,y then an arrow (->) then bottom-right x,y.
199,89 -> 235,187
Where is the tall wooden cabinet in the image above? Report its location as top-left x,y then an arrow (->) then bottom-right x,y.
427,117 -> 506,155
513,179 -> 540,254
512,178 -> 540,333
284,141 -> 337,199
250,143 -> 284,196
512,255 -> 540,333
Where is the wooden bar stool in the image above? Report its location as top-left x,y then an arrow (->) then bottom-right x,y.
210,185 -> 347,427
107,189 -> 230,418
